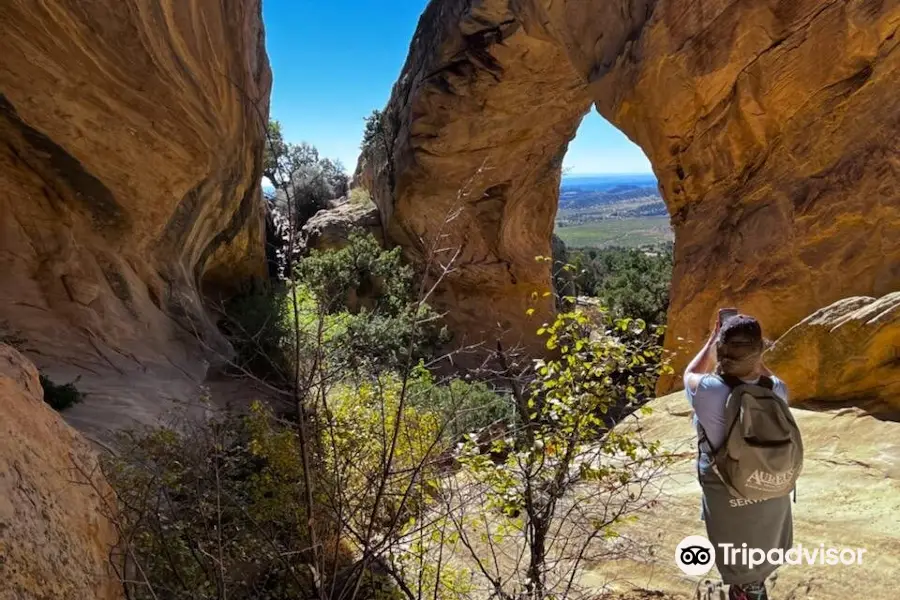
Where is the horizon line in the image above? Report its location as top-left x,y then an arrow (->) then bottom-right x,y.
563,171 -> 656,177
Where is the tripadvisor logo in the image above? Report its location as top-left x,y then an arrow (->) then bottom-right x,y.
675,536 -> 868,575
675,536 -> 715,576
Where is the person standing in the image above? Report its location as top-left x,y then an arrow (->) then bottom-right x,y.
684,311 -> 795,600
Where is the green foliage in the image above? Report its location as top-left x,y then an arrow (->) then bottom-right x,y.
361,109 -> 385,153
454,306 -> 673,597
263,120 -> 289,180
569,245 -> 673,326
349,187 -> 375,207
297,232 -> 411,315
104,402 -> 353,600
221,233 -> 446,381
220,287 -> 291,383
550,235 -> 577,309
534,309 -> 670,421
554,216 -> 673,249
264,119 -> 348,228
39,374 -> 83,411
409,375 -> 515,443
323,371 -> 444,535
293,232 -> 448,371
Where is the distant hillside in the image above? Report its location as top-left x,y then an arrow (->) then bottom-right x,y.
557,174 -> 667,226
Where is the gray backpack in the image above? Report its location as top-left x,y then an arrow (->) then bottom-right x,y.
703,376 -> 804,501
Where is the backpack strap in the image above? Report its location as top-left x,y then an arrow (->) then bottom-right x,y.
697,422 -> 714,456
720,374 -> 744,390
720,375 -> 745,436
715,374 -> 767,457
695,375 -> 775,458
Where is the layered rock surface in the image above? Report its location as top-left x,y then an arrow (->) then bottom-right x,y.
0,344 -> 119,600
358,0 -> 900,383
766,292 -> 900,415
0,0 -> 271,433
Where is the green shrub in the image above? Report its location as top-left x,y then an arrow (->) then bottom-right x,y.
348,187 -> 375,207
39,374 -> 83,411
103,402 -> 353,600
323,371 -> 445,533
409,375 -> 515,442
449,306 -> 673,597
220,233 -> 447,385
220,287 -> 291,383
569,245 -> 673,326
294,232 -> 447,371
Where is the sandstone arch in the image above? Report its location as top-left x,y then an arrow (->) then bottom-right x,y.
358,0 -> 900,388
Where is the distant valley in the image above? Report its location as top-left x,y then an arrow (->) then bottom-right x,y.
555,173 -> 673,249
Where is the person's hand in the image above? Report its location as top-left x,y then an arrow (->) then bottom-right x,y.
708,310 -> 722,342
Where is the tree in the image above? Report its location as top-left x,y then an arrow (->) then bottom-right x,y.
441,307 -> 671,599
264,120 -> 349,232
361,109 -> 385,153
570,245 -> 673,326
360,109 -> 397,210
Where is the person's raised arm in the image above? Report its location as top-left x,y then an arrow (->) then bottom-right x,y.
684,320 -> 720,394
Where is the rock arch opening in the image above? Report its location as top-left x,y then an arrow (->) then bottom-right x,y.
555,113 -> 668,254
356,0 -> 900,389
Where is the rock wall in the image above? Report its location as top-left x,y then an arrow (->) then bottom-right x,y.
0,344 -> 120,600
0,0 -> 271,429
358,0 -> 900,385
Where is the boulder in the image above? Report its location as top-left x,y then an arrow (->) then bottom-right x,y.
0,343 -> 119,599
301,197 -> 384,253
299,198 -> 388,314
765,293 -> 900,415
357,0 -> 900,384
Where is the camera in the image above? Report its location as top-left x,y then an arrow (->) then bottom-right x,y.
718,308 -> 738,327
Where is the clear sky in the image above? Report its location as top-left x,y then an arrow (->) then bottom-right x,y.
262,0 -> 652,175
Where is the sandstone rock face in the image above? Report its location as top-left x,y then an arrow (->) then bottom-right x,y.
358,0 -> 900,381
765,293 -> 900,415
0,1 -> 271,431
0,344 -> 120,600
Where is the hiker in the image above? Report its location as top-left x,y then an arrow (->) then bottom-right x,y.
684,311 -> 800,600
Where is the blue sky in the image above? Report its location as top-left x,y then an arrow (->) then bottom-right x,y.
262,0 -> 652,175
